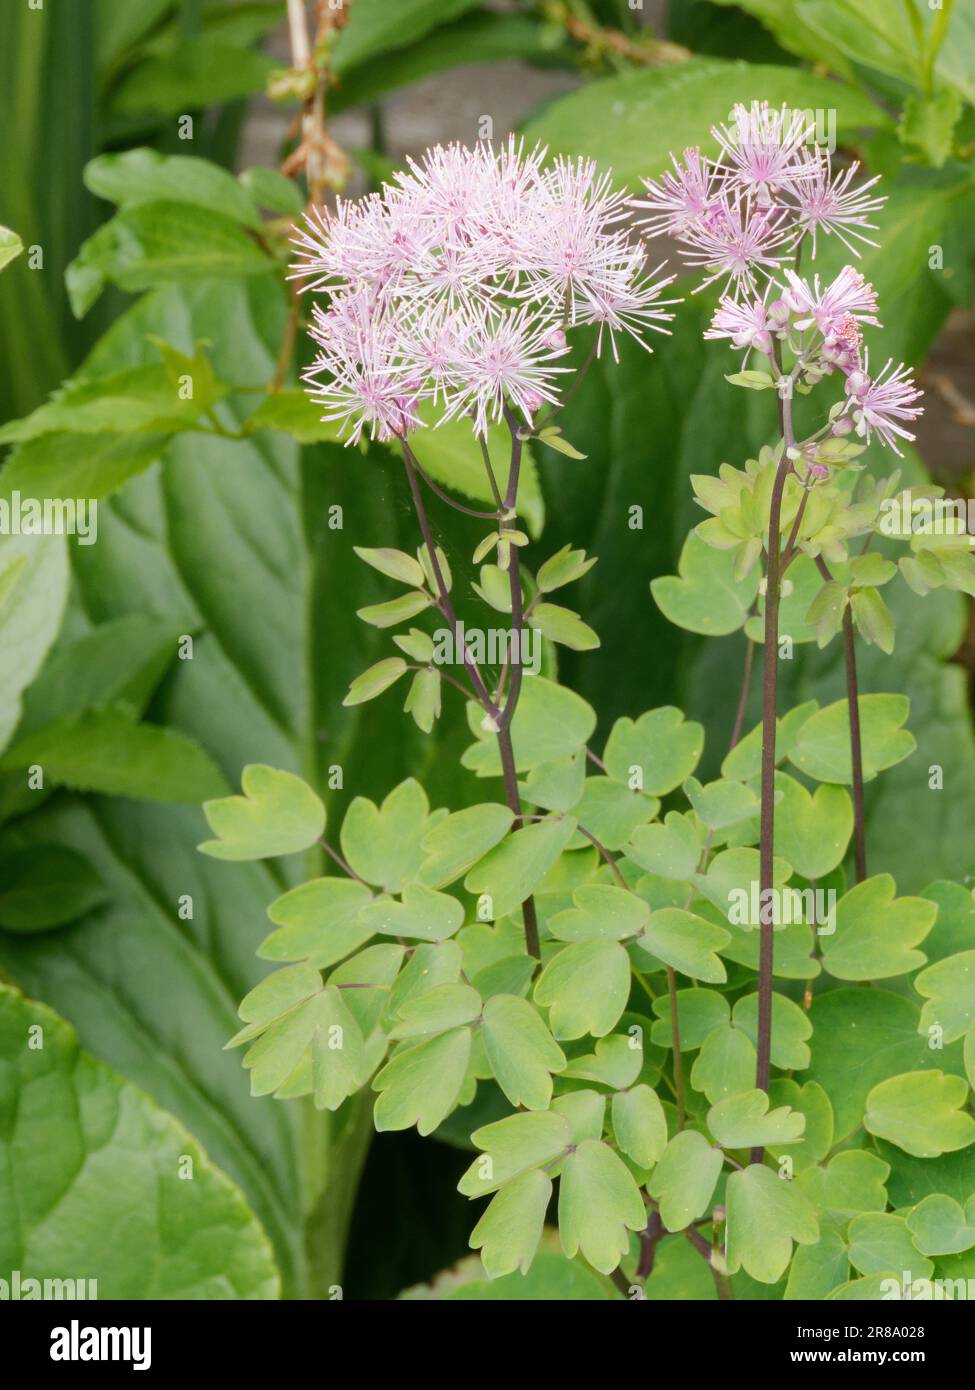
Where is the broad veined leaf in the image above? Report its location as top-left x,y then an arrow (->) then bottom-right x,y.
533,938 -> 631,1040
820,875 -> 936,981
0,429 -> 170,505
199,764 -> 325,860
0,533 -> 69,755
525,57 -> 885,191
647,1130 -> 724,1231
1,706 -> 227,804
481,993 -> 566,1111
469,1168 -> 552,1280
458,1110 -> 573,1196
0,845 -> 108,933
864,1070 -> 975,1158
0,273 -> 460,1299
708,1089 -> 806,1149
0,986 -> 279,1298
83,147 -> 263,229
905,1193 -> 975,1256
373,1026 -> 472,1135
725,1164 -> 819,1284
67,201 -> 274,317
914,951 -> 975,1045
418,803 -> 515,889
245,389 -> 345,445
603,706 -> 704,795
558,1139 -> 646,1274
464,817 -> 577,921
612,1085 -> 668,1169
787,694 -> 916,785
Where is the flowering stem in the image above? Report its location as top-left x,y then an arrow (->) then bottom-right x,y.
413,458 -> 499,519
406,429 -> 541,960
401,443 -> 497,718
753,364 -> 797,1142
813,553 -> 868,881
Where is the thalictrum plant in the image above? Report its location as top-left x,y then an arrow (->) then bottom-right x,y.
201,111 -> 975,1297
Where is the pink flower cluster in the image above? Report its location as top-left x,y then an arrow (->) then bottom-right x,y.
634,102 -> 921,454
293,139 -> 677,443
632,102 -> 885,293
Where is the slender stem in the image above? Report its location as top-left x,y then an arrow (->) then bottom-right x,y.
414,459 -> 499,519
478,434 -> 504,512
575,825 -> 629,889
842,605 -> 868,881
667,966 -> 686,1131
400,442 -> 539,956
813,554 -> 868,882
534,332 -> 599,429
401,443 -> 498,717
754,361 -> 796,1139
318,838 -> 367,886
637,1209 -> 665,1280
728,638 -> 754,750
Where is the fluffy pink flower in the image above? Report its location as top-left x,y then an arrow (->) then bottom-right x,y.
789,147 -> 885,257
574,261 -> 678,360
631,148 -> 718,237
705,292 -> 774,354
303,292 -> 423,446
844,356 -> 923,455
679,191 -> 791,295
712,102 -> 816,205
440,304 -> 572,435
782,266 -> 881,337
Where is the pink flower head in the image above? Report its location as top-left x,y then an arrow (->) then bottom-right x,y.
303,291 -> 424,446
705,292 -> 774,355
630,148 -> 718,237
574,261 -> 678,361
680,190 -> 791,296
292,140 -> 679,441
844,355 -> 923,455
789,147 -> 885,257
441,303 -> 572,436
713,102 -> 817,205
782,266 -> 881,337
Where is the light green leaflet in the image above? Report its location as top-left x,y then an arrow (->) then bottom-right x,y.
200,764 -> 325,861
